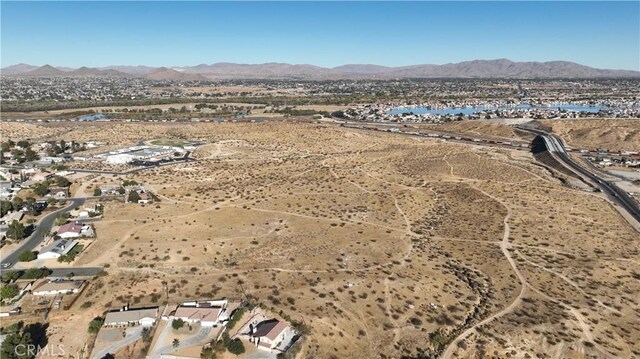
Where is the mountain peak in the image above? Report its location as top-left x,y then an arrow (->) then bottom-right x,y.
3,59 -> 638,79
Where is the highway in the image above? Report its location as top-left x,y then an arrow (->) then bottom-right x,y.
523,128 -> 640,224
345,120 -> 640,225
0,197 -> 85,269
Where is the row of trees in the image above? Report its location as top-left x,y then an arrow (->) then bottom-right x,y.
1,268 -> 52,283
31,175 -> 71,197
0,140 -> 39,164
1,140 -> 31,152
1,197 -> 53,218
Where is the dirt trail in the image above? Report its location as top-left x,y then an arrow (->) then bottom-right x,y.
442,187 -> 527,359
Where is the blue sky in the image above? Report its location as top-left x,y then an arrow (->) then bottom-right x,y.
1,1 -> 639,70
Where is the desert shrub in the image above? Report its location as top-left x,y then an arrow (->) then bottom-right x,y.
88,317 -> 104,333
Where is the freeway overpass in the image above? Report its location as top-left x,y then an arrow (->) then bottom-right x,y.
522,127 -> 640,225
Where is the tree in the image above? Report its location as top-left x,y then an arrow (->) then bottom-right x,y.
7,221 -> 26,240
88,317 -> 104,333
222,333 -> 245,355
32,183 -> 49,197
0,200 -> 12,217
0,322 -> 35,359
0,140 -> 14,152
173,338 -> 180,348
93,188 -> 102,197
55,212 -> 70,226
127,191 -> 141,203
200,346 -> 217,359
21,268 -> 52,280
0,284 -> 19,300
1,271 -> 22,283
16,140 -> 30,149
12,197 -> 24,211
11,149 -> 25,163
17,251 -> 37,262
24,149 -> 39,162
172,318 -> 185,330
141,327 -> 152,343
122,180 -> 138,186
54,176 -> 71,187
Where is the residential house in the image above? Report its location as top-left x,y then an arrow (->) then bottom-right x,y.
0,181 -> 13,199
57,221 -> 93,238
104,306 -> 158,327
37,239 -> 78,259
31,171 -> 53,182
251,319 -> 290,351
100,184 -> 120,195
55,170 -> 75,177
171,300 -> 228,327
32,279 -> 84,296
48,187 -> 69,199
124,186 -> 153,204
0,211 -> 24,225
138,192 -> 152,204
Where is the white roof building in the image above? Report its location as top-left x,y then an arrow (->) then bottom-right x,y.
104,307 -> 158,327
0,211 -> 23,225
106,154 -> 135,164
37,239 -> 78,259
32,280 -> 84,296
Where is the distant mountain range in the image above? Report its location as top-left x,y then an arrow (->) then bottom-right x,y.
2,59 -> 638,79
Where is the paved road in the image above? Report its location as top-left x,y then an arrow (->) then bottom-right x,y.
523,128 -> 640,224
91,326 -> 144,359
3,155 -> 195,176
0,198 -> 84,268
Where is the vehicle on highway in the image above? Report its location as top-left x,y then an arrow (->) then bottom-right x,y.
1,262 -> 11,269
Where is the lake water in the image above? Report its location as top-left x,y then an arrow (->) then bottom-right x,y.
388,104 -> 609,116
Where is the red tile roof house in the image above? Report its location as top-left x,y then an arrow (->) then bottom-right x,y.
250,319 -> 289,351
57,221 -> 93,239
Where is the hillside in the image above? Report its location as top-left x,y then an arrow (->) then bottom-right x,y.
3,59 -> 639,79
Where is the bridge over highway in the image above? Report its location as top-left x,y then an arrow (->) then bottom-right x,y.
522,127 -> 640,225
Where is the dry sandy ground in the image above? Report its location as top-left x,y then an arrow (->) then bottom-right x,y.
1,121 -> 638,359
540,119 -> 640,152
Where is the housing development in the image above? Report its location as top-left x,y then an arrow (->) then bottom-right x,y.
1,2 -> 640,359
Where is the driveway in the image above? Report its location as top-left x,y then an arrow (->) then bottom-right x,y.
91,326 -> 144,359
149,325 -> 212,357
244,348 -> 278,359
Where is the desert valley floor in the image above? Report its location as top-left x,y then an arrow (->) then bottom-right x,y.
2,121 -> 639,359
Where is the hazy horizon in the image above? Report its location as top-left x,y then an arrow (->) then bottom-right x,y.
2,58 -> 639,72
1,1 -> 639,71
